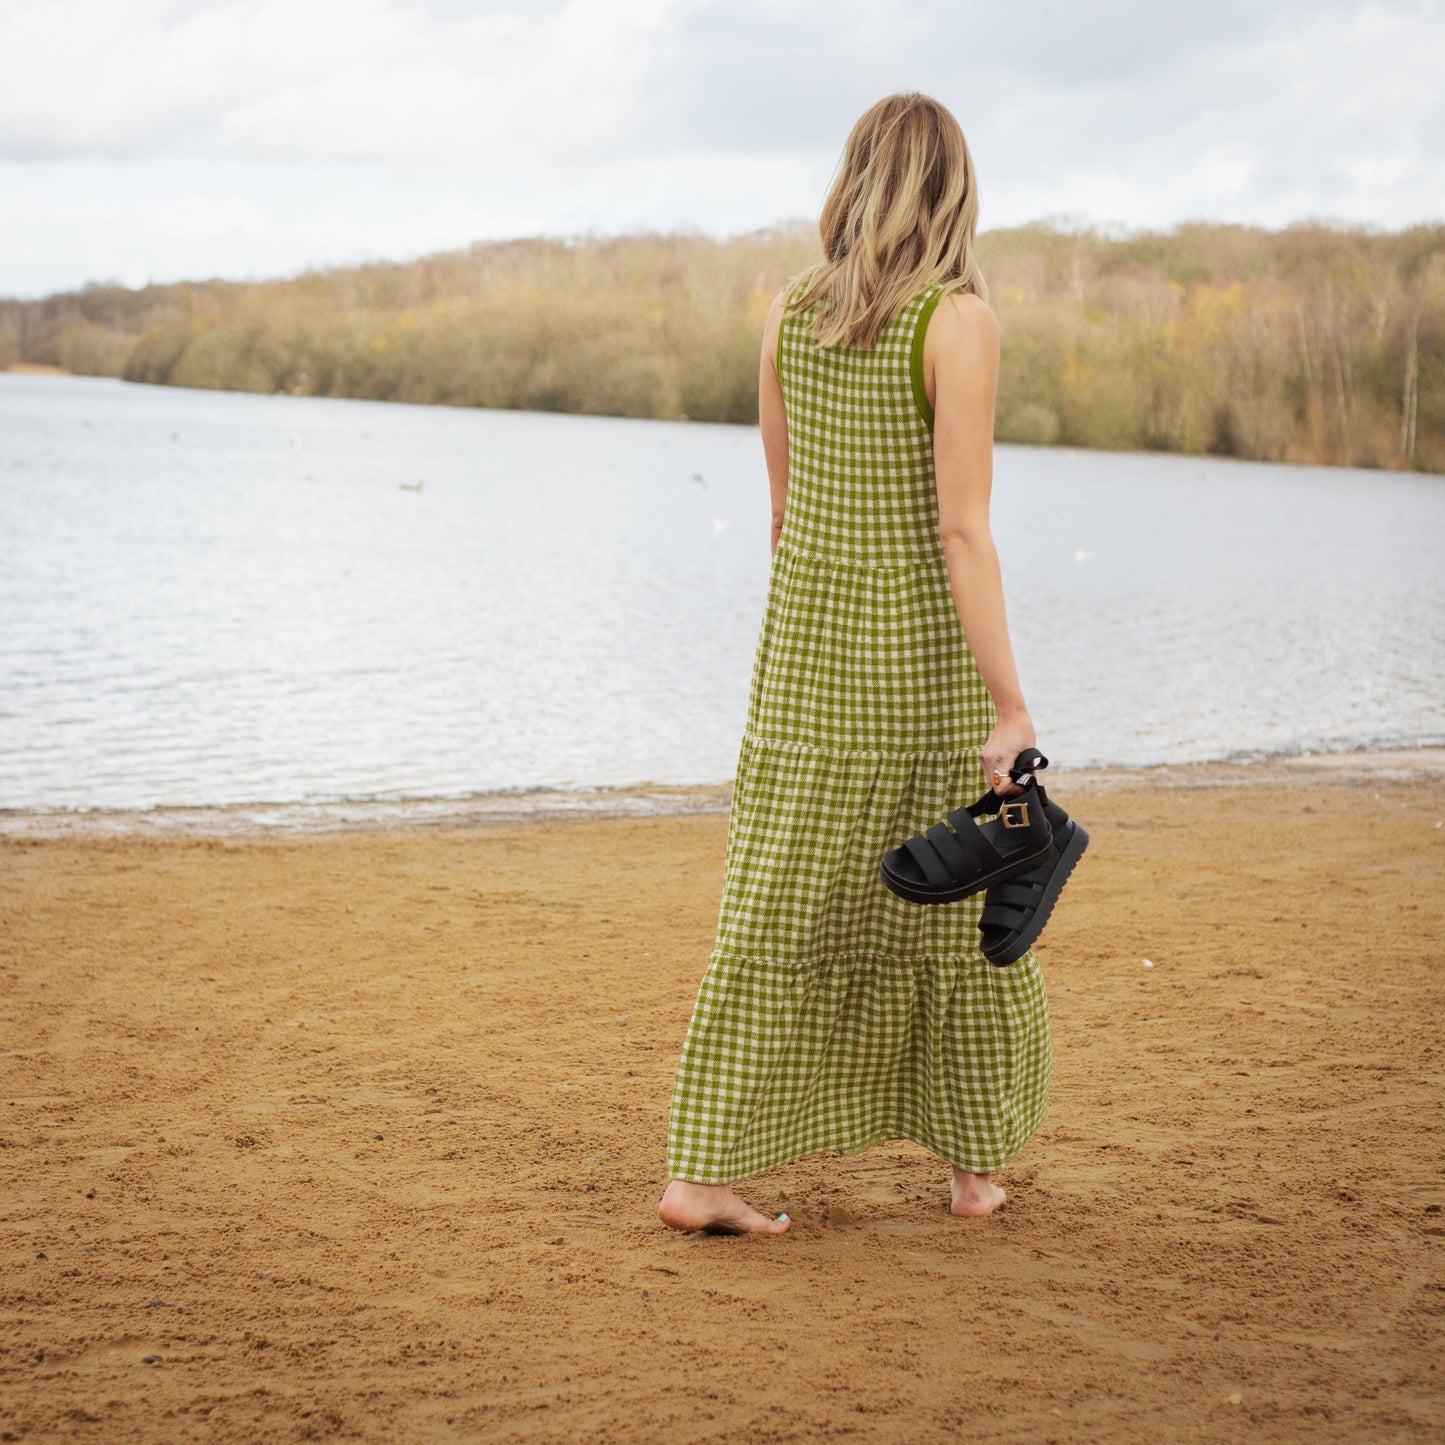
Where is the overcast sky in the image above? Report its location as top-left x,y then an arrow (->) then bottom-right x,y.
2,0 -> 1442,299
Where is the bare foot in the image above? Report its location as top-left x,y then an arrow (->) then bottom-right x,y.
951,1169 -> 1007,1217
658,1180 -> 791,1235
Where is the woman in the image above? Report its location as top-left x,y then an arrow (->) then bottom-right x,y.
660,92 -> 1047,1234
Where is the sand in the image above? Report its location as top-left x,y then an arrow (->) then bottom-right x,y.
2,764 -> 1442,1442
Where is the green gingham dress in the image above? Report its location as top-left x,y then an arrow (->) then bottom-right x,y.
665,283 -> 1050,1184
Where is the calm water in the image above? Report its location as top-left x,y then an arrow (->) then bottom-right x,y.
2,372 -> 1442,813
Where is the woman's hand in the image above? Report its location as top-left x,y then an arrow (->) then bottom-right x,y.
982,710 -> 1037,797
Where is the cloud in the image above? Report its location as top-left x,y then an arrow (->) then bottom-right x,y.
962,0 -> 1445,228
628,0 -> 1366,154
0,0 -> 1440,296
4,0 -> 1422,171
0,0 -> 671,164
0,146 -> 824,296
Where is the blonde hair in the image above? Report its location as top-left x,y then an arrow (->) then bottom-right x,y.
790,92 -> 988,349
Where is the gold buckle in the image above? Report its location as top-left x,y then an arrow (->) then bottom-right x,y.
999,801 -> 1029,829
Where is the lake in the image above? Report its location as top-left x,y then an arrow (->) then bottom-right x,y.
2,371 -> 1442,815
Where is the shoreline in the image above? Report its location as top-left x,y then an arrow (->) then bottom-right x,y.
3,745 -> 1443,839
6,370 -> 1444,478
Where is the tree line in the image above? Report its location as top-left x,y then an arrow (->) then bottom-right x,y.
2,218 -> 1440,471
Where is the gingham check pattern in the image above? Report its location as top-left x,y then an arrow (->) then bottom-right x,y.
667,286 -> 1050,1183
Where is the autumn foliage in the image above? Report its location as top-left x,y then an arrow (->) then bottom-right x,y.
2,219 -> 1440,470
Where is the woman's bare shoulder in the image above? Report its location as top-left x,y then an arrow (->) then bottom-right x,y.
934,290 -> 1001,344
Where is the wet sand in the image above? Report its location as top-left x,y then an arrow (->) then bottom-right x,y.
2,765 -> 1442,1442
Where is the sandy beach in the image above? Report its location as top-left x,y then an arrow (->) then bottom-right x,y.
2,761 -> 1442,1442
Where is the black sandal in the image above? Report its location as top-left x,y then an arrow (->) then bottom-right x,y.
977,791 -> 1089,966
879,749 -> 1055,906
880,748 -> 1089,966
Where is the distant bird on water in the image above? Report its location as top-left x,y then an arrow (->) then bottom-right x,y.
399,480 -> 425,492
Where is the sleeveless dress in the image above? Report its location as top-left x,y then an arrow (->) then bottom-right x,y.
665,283 -> 1051,1184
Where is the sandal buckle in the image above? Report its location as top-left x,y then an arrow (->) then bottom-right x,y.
999,801 -> 1030,829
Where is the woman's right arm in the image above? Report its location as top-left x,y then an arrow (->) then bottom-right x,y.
759,291 -> 789,555
927,292 -> 1036,790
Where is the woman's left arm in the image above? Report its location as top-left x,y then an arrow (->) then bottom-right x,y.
759,291 -> 789,555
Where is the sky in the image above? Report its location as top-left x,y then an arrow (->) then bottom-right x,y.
2,0 -> 1442,299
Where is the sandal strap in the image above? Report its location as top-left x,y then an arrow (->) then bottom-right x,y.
986,879 -> 1046,910
919,822 -> 968,878
980,900 -> 1033,933
901,833 -> 954,888
931,817 -> 999,874
963,775 -> 1049,829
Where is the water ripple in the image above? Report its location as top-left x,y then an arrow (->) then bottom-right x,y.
2,374 -> 1442,811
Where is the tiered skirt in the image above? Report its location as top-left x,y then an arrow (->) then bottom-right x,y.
665,539 -> 1051,1183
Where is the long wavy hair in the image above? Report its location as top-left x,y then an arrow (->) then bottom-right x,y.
789,92 -> 988,349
